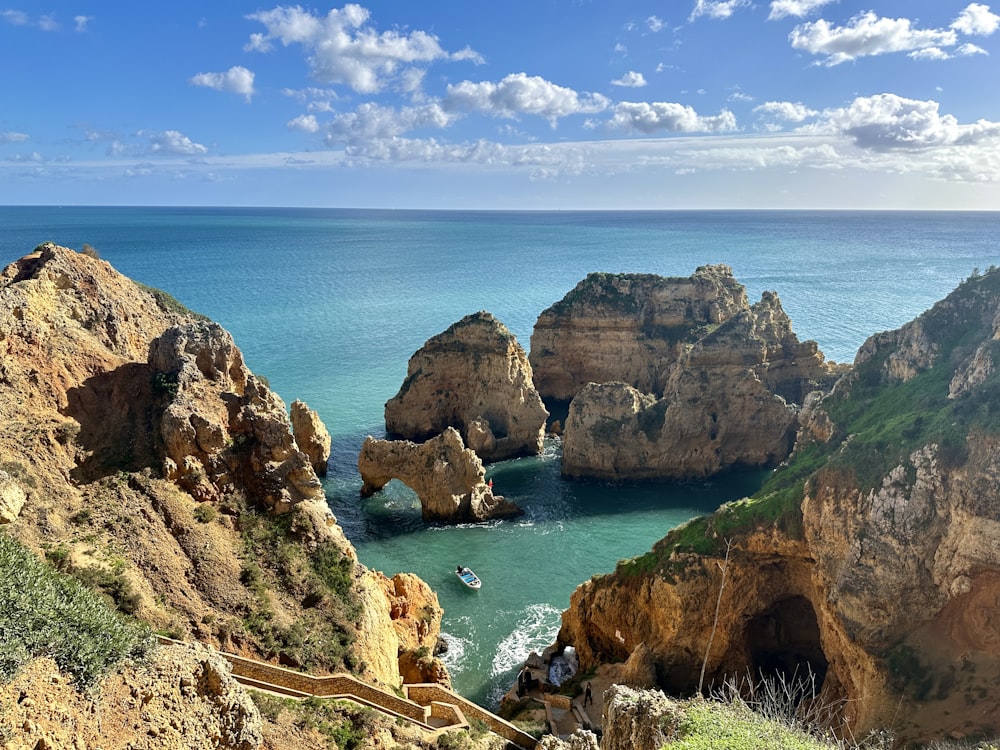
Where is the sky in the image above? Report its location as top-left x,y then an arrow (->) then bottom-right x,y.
2,1 -> 1000,209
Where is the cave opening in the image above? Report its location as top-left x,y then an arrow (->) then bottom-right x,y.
744,595 -> 828,691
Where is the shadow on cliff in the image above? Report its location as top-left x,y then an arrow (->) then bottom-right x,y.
64,363 -> 160,482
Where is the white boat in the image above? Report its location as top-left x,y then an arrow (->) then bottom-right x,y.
455,566 -> 481,590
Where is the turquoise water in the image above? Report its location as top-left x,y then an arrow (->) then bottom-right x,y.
3,206 -> 1000,706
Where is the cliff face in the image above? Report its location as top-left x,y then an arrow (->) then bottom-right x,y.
529,267 -> 749,402
555,268 -> 1000,744
384,311 -> 548,462
546,270 -> 841,480
0,244 -> 441,697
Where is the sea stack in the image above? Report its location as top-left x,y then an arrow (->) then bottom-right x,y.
384,311 -> 548,462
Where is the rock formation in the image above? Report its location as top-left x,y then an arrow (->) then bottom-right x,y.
532,269 -> 842,480
384,311 -> 548,462
0,244 -> 442,705
2,642 -> 262,750
553,268 -> 1000,744
530,267 -> 749,402
358,427 -> 521,523
291,399 -> 332,476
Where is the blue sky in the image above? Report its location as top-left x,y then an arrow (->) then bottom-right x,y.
2,1 -> 1000,209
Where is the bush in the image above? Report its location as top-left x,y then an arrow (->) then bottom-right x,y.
0,532 -> 153,687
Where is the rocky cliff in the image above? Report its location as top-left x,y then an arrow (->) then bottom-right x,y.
554,267 -> 1000,744
0,244 -> 445,740
537,269 -> 842,480
385,311 -> 548,462
358,427 -> 521,523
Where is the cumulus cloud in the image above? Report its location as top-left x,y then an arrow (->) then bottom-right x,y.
189,66 -> 256,102
246,4 -> 482,94
690,0 -> 751,21
767,0 -> 837,21
140,130 -> 209,156
324,102 -> 460,146
952,3 -> 1000,35
790,11 -> 959,65
817,93 -> 1000,151
288,114 -> 320,133
754,101 -> 818,122
445,73 -> 610,126
605,101 -> 738,134
612,71 -> 647,88
0,131 -> 30,143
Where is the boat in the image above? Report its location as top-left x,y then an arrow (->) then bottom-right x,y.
455,566 -> 481,590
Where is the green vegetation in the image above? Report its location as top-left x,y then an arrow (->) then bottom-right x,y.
134,280 -> 210,320
668,700 -> 836,750
236,506 -> 362,672
548,272 -> 646,315
251,694 -> 390,750
0,531 -> 153,687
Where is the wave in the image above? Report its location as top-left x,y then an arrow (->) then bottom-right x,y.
490,602 -> 562,678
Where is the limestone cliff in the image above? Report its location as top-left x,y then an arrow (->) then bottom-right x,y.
549,271 -> 842,480
384,311 -> 548,462
0,244 -> 441,701
358,427 -> 521,523
530,267 -> 750,402
554,268 -> 1000,744
291,399 -> 332,476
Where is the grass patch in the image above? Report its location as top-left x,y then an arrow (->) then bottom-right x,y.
250,693 -> 394,750
135,281 -> 209,320
0,531 -> 153,688
237,507 -> 361,672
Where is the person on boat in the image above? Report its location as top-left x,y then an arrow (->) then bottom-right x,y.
457,565 -> 465,575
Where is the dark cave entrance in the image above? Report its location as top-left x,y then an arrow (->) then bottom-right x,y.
744,596 -> 829,690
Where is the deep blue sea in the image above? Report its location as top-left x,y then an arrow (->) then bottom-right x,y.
3,206 -> 999,707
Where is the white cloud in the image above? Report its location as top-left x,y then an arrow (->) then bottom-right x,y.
767,0 -> 837,21
0,131 -> 30,143
246,4 -> 482,94
445,73 -> 610,126
816,93 -> 1000,151
189,66 -> 256,102
612,71 -> 647,88
909,47 -> 951,61
728,91 -> 754,103
690,0 -> 751,21
74,15 -> 91,32
647,16 -> 666,32
288,114 -> 320,133
2,9 -> 59,30
952,3 -> 1000,35
605,101 -> 738,134
957,42 -> 989,55
324,102 -> 460,146
754,101 -> 818,122
141,130 -> 209,156
790,11 -> 959,65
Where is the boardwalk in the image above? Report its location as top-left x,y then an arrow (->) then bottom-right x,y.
158,638 -> 538,749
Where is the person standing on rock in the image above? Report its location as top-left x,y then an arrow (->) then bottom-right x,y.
584,682 -> 593,706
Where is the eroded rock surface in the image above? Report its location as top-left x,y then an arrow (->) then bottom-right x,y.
553,269 -> 1000,744
291,399 -> 332,476
358,427 -> 521,523
385,311 -> 548,462
551,271 -> 841,480
0,243 -> 439,698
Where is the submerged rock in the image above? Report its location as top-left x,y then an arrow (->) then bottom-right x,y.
358,427 -> 521,523
384,311 -> 548,462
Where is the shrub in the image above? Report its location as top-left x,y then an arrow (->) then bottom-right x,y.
0,532 -> 153,687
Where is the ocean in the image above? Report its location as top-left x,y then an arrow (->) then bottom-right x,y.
3,206 -> 999,707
